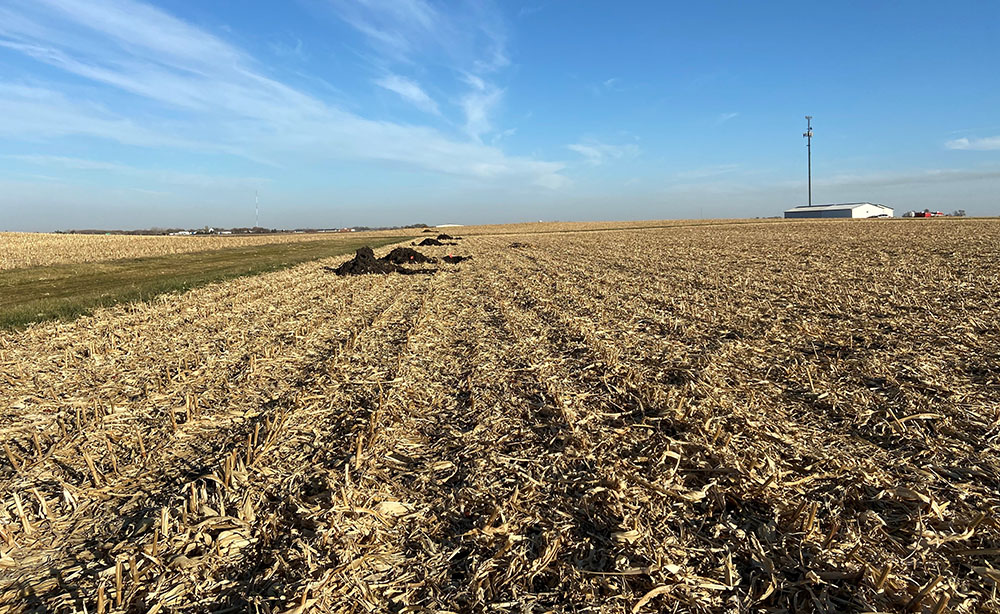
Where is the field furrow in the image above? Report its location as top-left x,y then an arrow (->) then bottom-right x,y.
1,220 -> 998,613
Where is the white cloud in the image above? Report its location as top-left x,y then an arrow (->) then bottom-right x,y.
816,166 -> 1000,188
0,0 -> 564,189
673,164 -> 1000,193
715,112 -> 739,125
588,77 -> 624,96
8,154 -> 127,171
329,0 -> 510,139
374,74 -> 440,115
491,127 -> 516,145
0,84 -> 225,152
269,36 -> 307,61
326,0 -> 508,70
8,154 -> 266,189
945,136 -> 1000,151
460,77 -> 504,139
674,164 -> 741,180
567,141 -> 640,166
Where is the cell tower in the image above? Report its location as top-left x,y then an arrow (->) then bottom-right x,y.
803,116 -> 813,206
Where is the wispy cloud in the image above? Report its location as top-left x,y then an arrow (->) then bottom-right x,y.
374,74 -> 440,114
0,0 -> 564,188
460,74 -> 503,139
815,166 -> 1000,188
588,77 -> 626,96
715,112 -> 739,125
269,36 -> 308,61
327,0 -> 511,139
945,136 -> 1000,151
0,84 -> 226,152
8,154 -> 267,189
9,154 -> 126,171
325,0 -> 441,63
674,164 -> 741,181
517,3 -> 547,19
567,140 -> 640,166
490,127 -> 516,145
326,0 -> 510,70
673,164 -> 1000,192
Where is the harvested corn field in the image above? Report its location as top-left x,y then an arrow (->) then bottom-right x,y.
1,219 -> 999,613
0,232 -> 402,271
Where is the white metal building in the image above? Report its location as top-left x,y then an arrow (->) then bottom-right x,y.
784,202 -> 894,219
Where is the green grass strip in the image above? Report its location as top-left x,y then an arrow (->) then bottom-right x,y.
0,236 -> 408,330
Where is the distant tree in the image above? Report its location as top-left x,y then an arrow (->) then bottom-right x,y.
951,209 -> 966,217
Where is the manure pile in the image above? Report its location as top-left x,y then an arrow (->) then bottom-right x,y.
330,245 -> 470,276
381,247 -> 437,264
327,246 -> 438,276
1,221 -> 999,613
417,235 -> 461,247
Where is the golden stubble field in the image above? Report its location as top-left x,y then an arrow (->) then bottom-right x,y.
0,232 -> 378,271
0,220 -> 764,271
0,219 -> 998,613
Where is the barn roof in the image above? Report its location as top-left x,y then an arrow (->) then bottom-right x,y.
785,202 -> 892,212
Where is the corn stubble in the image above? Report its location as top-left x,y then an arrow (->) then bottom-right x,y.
0,232 -> 355,271
0,219 -> 998,613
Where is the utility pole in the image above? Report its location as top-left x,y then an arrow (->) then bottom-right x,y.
255,190 -> 259,229
803,116 -> 813,206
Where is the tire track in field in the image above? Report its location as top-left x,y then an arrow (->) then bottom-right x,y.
498,236 -> 995,612
0,253 -> 410,448
511,243 -> 891,611
356,265 -> 533,610
132,269 -> 447,612
333,251 -> 693,612
206,263 -> 500,611
0,269 -> 425,612
478,255 -> 715,612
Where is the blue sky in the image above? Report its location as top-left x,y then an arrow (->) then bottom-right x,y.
1,0 -> 998,230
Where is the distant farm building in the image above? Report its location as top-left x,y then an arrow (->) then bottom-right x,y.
784,202 -> 893,219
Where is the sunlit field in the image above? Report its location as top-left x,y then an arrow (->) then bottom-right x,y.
1,219 -> 997,613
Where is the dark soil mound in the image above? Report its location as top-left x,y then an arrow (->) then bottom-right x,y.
381,247 -> 436,264
422,229 -> 435,233
436,233 -> 455,240
418,238 -> 444,246
442,255 -> 471,264
328,247 -> 398,276
508,242 -> 531,248
326,247 -> 438,276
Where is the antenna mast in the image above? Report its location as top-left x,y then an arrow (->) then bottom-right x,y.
803,116 -> 813,206
255,190 -> 259,229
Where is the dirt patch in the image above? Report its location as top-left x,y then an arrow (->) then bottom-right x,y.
436,234 -> 460,241
326,247 -> 437,276
443,255 -> 471,264
381,247 -> 437,264
508,242 -> 531,249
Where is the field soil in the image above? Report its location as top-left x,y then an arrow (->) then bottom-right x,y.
0,220 -> 998,613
